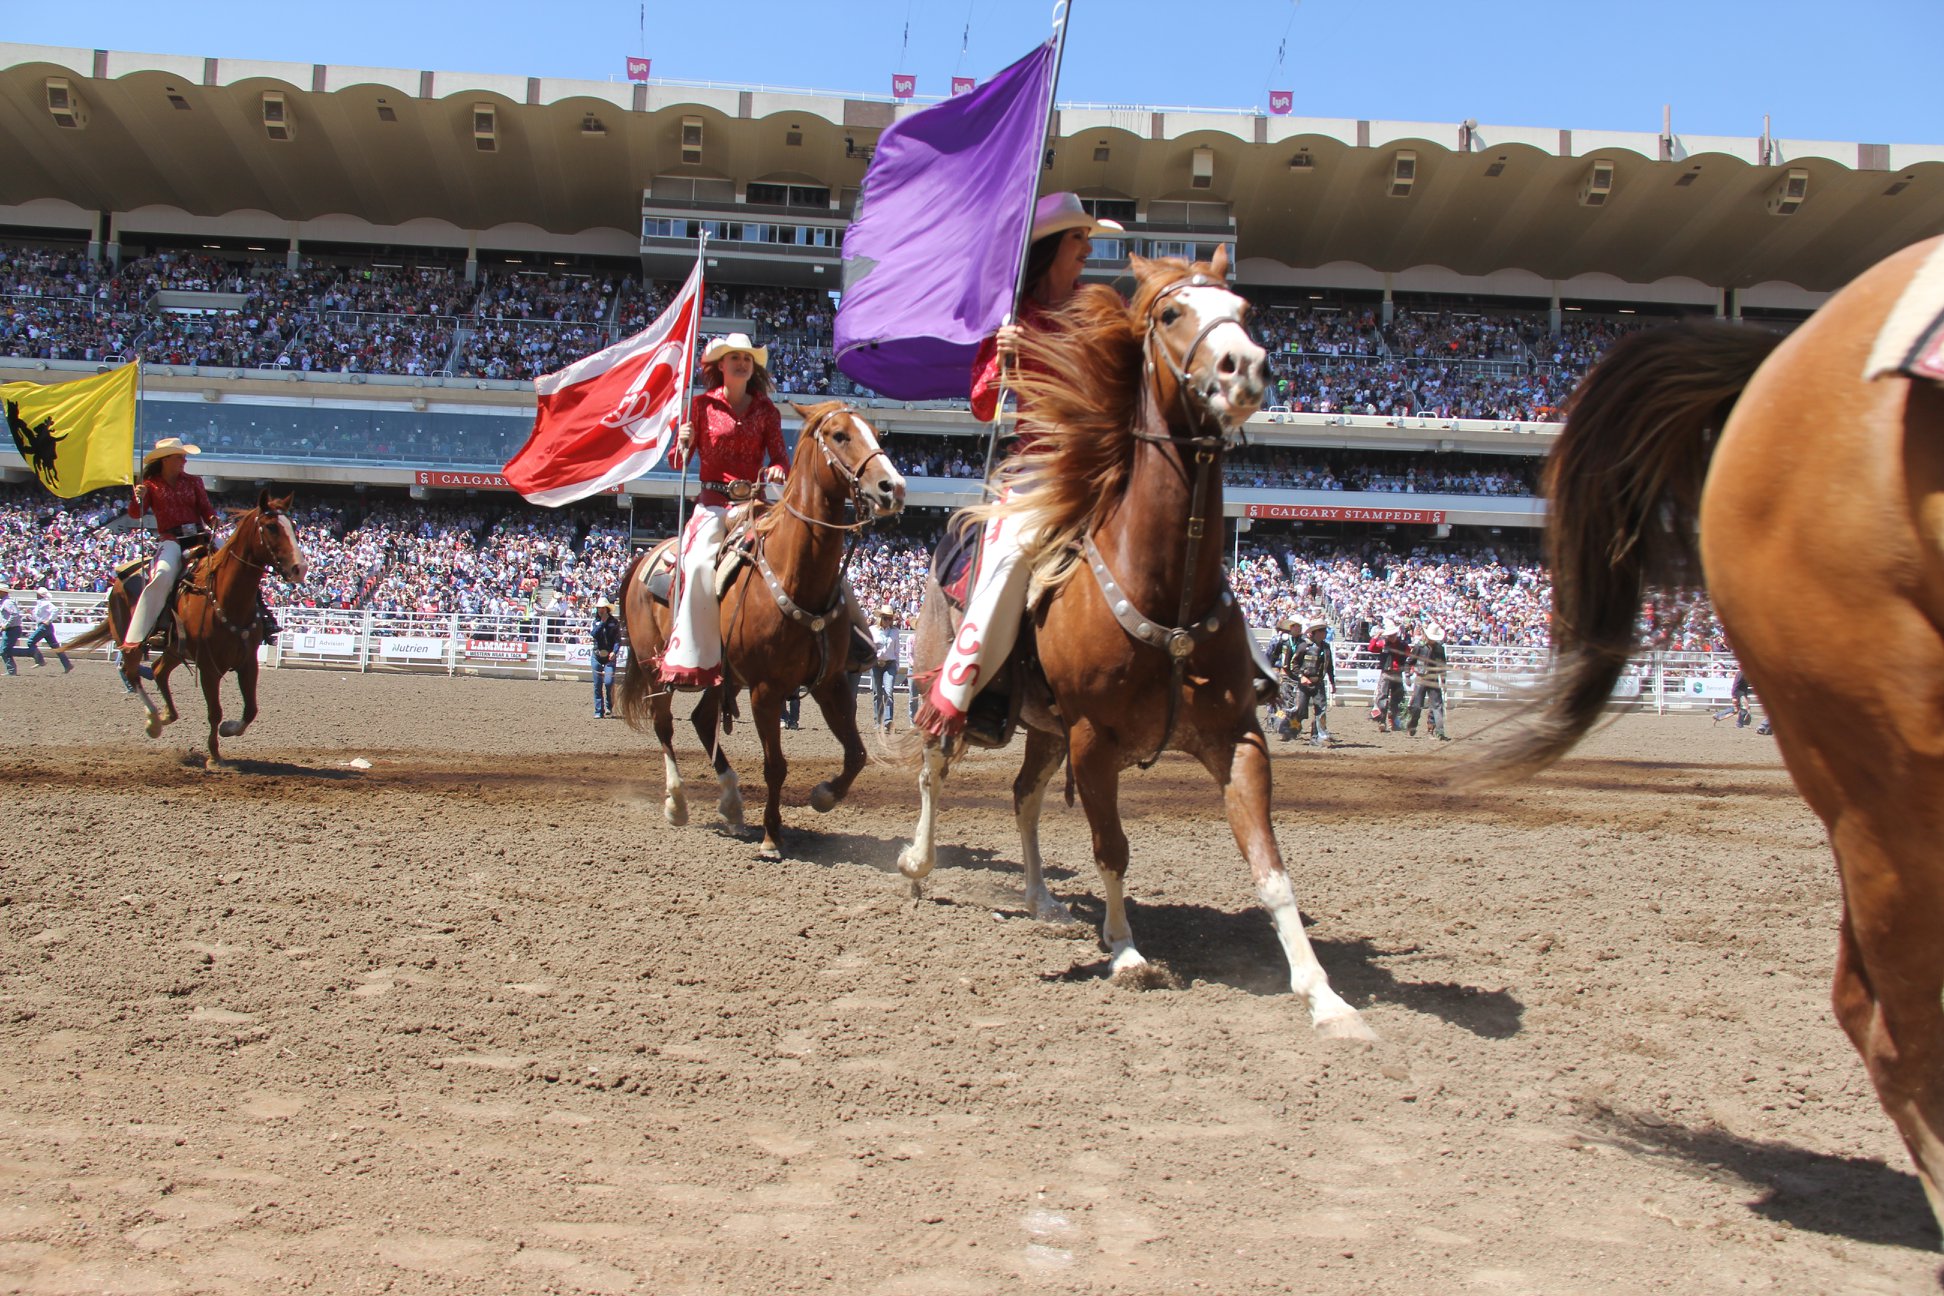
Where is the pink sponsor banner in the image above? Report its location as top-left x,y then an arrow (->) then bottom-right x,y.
626,56 -> 651,81
950,76 -> 976,97
891,74 -> 916,99
415,470 -> 621,495
1268,90 -> 1293,115
1243,504 -> 1448,524
465,638 -> 531,661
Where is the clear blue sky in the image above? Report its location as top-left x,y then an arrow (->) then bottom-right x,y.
10,0 -> 1935,143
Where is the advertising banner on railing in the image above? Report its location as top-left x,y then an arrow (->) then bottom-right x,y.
379,637 -> 448,661
414,470 -> 622,495
1682,676 -> 1734,700
1243,504 -> 1448,524
291,631 -> 359,657
465,638 -> 530,661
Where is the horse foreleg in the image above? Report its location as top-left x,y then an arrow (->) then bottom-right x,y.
1014,727 -> 1073,923
808,673 -> 867,813
693,688 -> 743,828
1830,840 -> 1944,1237
1201,728 -> 1374,1040
896,738 -> 952,891
749,687 -> 789,860
654,689 -> 687,826
219,655 -> 260,740
199,666 -> 229,768
1069,726 -> 1145,977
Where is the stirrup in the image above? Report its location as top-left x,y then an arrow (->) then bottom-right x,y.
961,693 -> 1009,749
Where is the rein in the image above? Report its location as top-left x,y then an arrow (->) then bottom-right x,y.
1089,275 -> 1246,769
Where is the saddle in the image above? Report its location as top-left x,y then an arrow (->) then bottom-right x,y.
931,513 -> 981,613
114,538 -> 212,647
638,501 -> 766,605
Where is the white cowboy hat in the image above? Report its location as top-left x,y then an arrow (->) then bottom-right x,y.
701,333 -> 769,369
1305,615 -> 1328,634
595,599 -> 613,611
142,437 -> 201,469
1030,191 -> 1124,244
1422,620 -> 1445,642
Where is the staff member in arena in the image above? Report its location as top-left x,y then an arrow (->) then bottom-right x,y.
120,437 -> 220,665
1288,614 -> 1338,746
1406,619 -> 1449,741
590,599 -> 621,718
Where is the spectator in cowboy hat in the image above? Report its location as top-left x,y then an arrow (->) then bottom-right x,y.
870,605 -> 900,734
1406,619 -> 1449,741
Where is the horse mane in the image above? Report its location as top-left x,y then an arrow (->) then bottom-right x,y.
751,400 -> 842,539
976,257 -> 1201,583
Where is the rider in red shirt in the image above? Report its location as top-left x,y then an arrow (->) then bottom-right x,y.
121,437 -> 220,656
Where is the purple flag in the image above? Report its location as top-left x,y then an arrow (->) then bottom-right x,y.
835,40 -> 1057,400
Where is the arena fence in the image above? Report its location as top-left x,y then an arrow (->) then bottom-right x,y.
34,596 -> 1745,715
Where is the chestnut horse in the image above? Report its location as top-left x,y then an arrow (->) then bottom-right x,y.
1476,235 -> 1944,1238
897,249 -> 1374,1040
618,400 -> 905,859
68,490 -> 309,766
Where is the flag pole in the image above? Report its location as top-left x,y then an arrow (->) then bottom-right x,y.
980,0 -> 1075,488
671,230 -> 708,595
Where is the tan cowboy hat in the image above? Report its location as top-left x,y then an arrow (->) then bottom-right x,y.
876,605 -> 895,618
1030,191 -> 1124,243
701,333 -> 769,369
595,599 -> 613,611
1422,620 -> 1445,642
1305,615 -> 1329,634
142,437 -> 201,469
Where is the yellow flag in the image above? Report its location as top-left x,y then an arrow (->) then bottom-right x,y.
1,364 -> 139,500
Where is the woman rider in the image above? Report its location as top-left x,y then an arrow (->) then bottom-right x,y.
120,437 -> 219,662
661,333 -> 789,688
915,192 -> 1122,744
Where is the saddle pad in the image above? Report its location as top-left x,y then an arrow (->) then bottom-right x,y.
932,512 -> 982,612
638,538 -> 752,606
1865,238 -> 1944,384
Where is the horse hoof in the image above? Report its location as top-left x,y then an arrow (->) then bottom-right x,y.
664,797 -> 689,827
1031,896 -> 1075,926
808,782 -> 837,813
143,716 -> 163,739
1110,960 -> 1181,992
1314,1010 -> 1379,1043
757,842 -> 782,862
896,845 -> 933,881
718,795 -> 744,829
218,720 -> 244,738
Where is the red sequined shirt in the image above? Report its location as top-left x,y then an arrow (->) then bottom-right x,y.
129,473 -> 218,536
670,387 -> 787,506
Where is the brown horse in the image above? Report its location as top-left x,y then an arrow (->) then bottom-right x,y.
896,249 -> 1375,1039
68,490 -> 309,766
618,400 -> 906,859
1475,235 -> 1944,1238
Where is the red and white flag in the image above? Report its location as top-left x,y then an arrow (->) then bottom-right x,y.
626,56 -> 651,82
503,261 -> 702,506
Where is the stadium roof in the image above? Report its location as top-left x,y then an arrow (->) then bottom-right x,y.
4,43 -> 1943,296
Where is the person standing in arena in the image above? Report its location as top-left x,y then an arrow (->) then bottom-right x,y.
1269,615 -> 1304,740
662,334 -> 789,689
589,599 -> 620,718
119,438 -> 220,668
870,605 -> 900,734
1289,614 -> 1337,746
27,590 -> 71,671
1406,619 -> 1449,740
0,588 -> 23,675
1370,619 -> 1411,732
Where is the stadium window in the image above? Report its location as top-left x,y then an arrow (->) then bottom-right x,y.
746,182 -> 789,206
787,185 -> 830,209
1082,198 -> 1136,225
1088,238 -> 1124,262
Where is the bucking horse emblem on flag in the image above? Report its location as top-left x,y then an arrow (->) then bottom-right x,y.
5,398 -> 66,489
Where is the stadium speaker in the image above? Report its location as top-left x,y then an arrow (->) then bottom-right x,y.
1766,168 -> 1809,216
681,115 -> 704,165
1388,150 -> 1416,198
1191,146 -> 1215,190
1577,158 -> 1615,207
261,91 -> 292,142
44,77 -> 87,130
473,103 -> 498,152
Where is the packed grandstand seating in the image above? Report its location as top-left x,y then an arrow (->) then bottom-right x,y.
0,239 -> 1769,420
0,485 -> 1730,652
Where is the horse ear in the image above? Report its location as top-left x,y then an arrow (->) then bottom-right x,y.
1128,252 -> 1153,279
790,401 -> 814,421
1209,243 -> 1231,279
257,488 -> 272,512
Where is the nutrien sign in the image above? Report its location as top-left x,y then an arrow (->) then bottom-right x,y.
1242,504 -> 1448,524
414,471 -> 621,495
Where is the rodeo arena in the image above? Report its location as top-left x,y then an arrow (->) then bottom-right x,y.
1,16 -> 1943,1294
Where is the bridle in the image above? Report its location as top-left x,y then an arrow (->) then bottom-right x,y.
779,404 -> 898,534
184,507 -> 296,644
1090,271 -> 1253,767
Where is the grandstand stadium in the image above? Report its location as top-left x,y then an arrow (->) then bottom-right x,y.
1,42 -> 1940,661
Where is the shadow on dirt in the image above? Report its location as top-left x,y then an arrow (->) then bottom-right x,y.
1029,895 -> 1524,1037
785,829 -> 1076,882
1585,1105 -> 1940,1251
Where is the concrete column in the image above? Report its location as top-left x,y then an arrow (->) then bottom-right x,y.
1548,287 -> 1562,337
1714,287 -> 1727,320
105,213 -> 121,269
1381,275 -> 1394,325
87,212 -> 104,262
465,232 -> 478,285
1726,288 -> 1742,322
286,233 -> 301,272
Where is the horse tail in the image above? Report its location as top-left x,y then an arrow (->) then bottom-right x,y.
615,551 -> 659,735
63,618 -> 115,653
1473,321 -> 1785,782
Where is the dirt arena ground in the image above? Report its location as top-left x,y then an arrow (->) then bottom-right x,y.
0,665 -> 1937,1294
